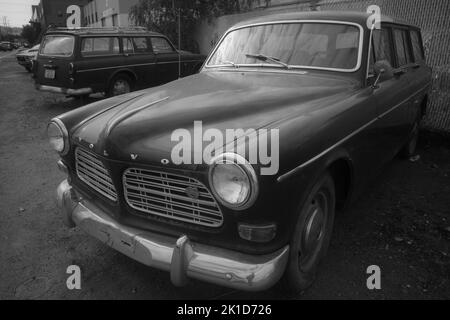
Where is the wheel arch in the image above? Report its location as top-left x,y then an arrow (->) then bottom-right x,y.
107,68 -> 137,89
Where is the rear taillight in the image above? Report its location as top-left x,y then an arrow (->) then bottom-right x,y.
31,60 -> 38,78
68,62 -> 75,75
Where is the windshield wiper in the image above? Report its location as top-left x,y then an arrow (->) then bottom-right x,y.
245,53 -> 290,69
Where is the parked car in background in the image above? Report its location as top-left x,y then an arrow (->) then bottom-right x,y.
16,44 -> 40,72
0,41 -> 14,51
50,12 -> 431,292
34,27 -> 206,98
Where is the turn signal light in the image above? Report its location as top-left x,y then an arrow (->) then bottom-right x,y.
238,223 -> 277,243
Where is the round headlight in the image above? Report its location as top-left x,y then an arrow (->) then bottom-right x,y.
47,119 -> 68,155
209,153 -> 258,210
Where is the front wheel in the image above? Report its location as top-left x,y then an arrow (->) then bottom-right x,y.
107,74 -> 132,97
282,173 -> 336,293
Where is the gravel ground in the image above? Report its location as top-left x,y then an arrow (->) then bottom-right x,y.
0,52 -> 449,300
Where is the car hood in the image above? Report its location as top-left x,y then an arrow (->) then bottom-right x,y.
72,70 -> 357,167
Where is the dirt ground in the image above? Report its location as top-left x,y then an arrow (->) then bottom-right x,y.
0,51 -> 449,300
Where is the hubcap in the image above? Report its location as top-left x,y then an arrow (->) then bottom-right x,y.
113,79 -> 130,96
298,191 -> 328,270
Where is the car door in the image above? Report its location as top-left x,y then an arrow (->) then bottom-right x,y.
122,36 -> 157,89
76,36 -> 121,92
370,25 -> 416,161
150,36 -> 180,85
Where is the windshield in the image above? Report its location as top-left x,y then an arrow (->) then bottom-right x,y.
207,22 -> 361,71
40,35 -> 74,56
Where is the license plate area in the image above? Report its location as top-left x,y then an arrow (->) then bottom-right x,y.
44,69 -> 55,79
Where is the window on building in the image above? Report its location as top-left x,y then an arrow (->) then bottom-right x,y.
95,12 -> 98,23
81,37 -> 120,56
101,18 -> 106,27
151,37 -> 175,54
410,30 -> 425,62
112,14 -> 118,27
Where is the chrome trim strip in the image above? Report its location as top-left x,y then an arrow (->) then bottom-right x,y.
77,60 -> 203,73
56,180 -> 289,291
277,84 -> 431,183
204,20 -> 365,73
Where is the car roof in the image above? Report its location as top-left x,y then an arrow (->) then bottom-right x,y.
44,27 -> 165,37
232,11 -> 418,30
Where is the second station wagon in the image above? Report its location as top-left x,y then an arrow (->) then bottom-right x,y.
50,11 -> 431,292
34,27 -> 206,97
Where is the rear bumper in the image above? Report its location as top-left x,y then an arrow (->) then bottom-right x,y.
56,180 -> 289,291
17,59 -> 30,66
36,84 -> 92,96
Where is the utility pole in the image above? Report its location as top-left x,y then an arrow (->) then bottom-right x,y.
172,0 -> 181,79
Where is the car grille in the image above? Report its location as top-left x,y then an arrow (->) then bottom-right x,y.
123,168 -> 223,227
75,148 -> 117,201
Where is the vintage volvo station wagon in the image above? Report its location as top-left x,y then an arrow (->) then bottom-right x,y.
51,11 -> 431,292
34,27 -> 205,97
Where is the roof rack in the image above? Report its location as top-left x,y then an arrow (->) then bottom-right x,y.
46,26 -> 148,33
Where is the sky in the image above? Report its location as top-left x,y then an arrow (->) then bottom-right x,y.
0,0 -> 40,28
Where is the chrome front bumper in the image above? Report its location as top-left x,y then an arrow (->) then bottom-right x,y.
56,180 -> 289,291
36,84 -> 92,96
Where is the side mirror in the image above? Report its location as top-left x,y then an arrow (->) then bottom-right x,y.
372,60 -> 394,88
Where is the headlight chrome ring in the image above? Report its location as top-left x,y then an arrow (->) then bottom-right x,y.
208,153 -> 259,210
47,118 -> 69,156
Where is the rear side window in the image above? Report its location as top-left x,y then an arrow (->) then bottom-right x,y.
133,37 -> 152,53
40,35 -> 75,56
81,37 -> 120,57
123,38 -> 134,54
410,30 -> 424,62
393,29 -> 413,67
122,37 -> 152,54
151,37 -> 174,53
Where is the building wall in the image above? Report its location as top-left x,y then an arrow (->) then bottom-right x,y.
40,0 -> 88,29
194,0 -> 450,133
83,0 -> 139,28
